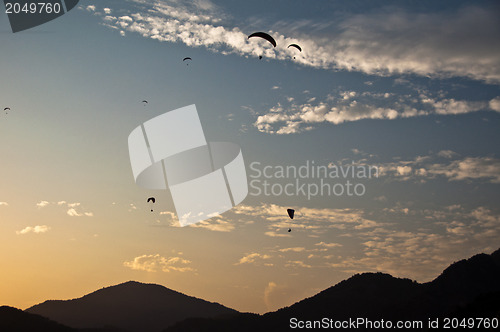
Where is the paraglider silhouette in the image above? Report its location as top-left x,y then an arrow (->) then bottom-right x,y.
147,197 -> 155,212
286,208 -> 295,232
4,107 -> 10,114
248,32 -> 276,59
248,32 -> 277,47
288,44 -> 302,59
142,100 -> 148,106
183,57 -> 192,65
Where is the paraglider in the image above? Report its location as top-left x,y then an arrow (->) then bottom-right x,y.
287,44 -> 302,52
147,197 -> 155,212
183,57 -> 192,65
287,44 -> 302,59
248,32 -> 276,59
4,107 -> 10,114
286,208 -> 295,232
142,100 -> 148,105
248,32 -> 277,47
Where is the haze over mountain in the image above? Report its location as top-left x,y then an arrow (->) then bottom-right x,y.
26,281 -> 237,332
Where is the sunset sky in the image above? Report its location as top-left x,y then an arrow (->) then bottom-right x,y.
1,0 -> 499,314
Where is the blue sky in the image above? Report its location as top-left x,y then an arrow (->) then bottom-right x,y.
0,0 -> 499,313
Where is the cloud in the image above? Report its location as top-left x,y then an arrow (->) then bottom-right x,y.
279,247 -> 306,252
36,201 -> 50,208
189,216 -> 235,232
285,260 -> 312,269
94,2 -> 500,83
0,202 -> 8,206
16,225 -> 50,235
315,242 -> 342,248
263,281 -> 305,311
123,254 -> 195,272
66,208 -> 94,217
330,6 -> 500,83
489,97 -> 500,112
377,153 -> 500,184
235,253 -> 272,265
254,91 -> 493,134
86,5 -> 96,12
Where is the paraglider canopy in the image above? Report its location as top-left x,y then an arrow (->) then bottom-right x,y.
287,44 -> 302,52
248,32 -> 277,47
287,208 -> 295,219
142,100 -> 148,104
147,197 -> 155,212
183,57 -> 192,61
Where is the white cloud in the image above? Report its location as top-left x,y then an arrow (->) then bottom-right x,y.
0,202 -> 8,206
427,157 -> 500,183
315,242 -> 342,248
95,3 -> 500,83
103,8 -> 111,14
235,253 -> 271,265
376,153 -> 500,184
123,254 -> 195,272
16,225 -> 50,235
489,97 -> 500,112
36,201 -> 50,208
86,5 -> 96,12
279,247 -> 306,252
67,207 -> 94,217
254,92 -> 493,134
189,216 -> 234,232
285,260 -> 312,268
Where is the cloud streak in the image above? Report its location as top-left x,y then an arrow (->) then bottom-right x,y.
123,254 -> 195,272
16,225 -> 50,235
254,91 -> 497,134
92,1 -> 500,83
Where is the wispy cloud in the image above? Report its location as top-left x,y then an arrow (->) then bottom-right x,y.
377,153 -> 500,184
16,225 -> 50,235
235,252 -> 272,266
36,201 -> 50,208
123,254 -> 195,272
189,216 -> 235,232
91,2 -> 500,83
254,91 -> 496,134
35,201 -> 94,216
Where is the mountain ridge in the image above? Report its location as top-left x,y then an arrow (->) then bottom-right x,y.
6,248 -> 498,332
26,280 -> 237,332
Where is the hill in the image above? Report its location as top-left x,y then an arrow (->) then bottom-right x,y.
26,281 -> 237,332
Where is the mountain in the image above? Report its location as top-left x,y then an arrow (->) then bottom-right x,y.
0,306 -> 73,332
163,248 -> 500,331
26,281 -> 237,332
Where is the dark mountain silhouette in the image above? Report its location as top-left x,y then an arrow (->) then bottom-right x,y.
163,248 -> 500,331
26,281 -> 237,332
0,306 -> 73,332
0,306 -> 134,332
3,248 -> 497,332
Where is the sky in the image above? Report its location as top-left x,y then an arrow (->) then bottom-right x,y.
0,0 -> 499,314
